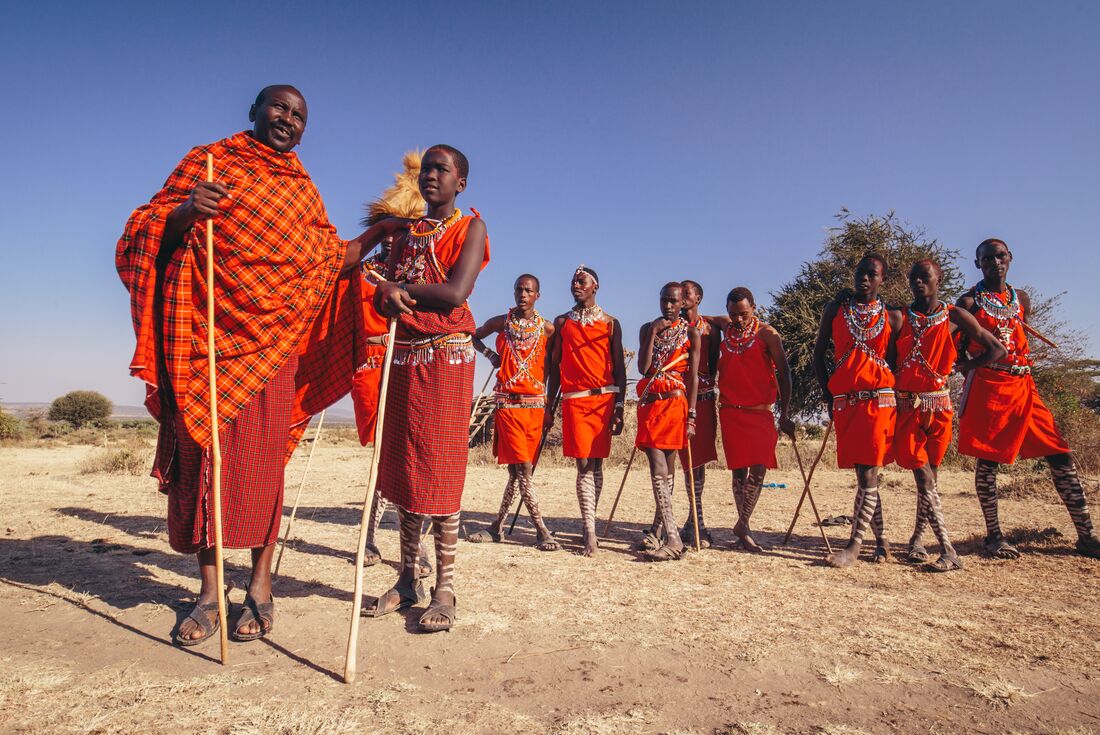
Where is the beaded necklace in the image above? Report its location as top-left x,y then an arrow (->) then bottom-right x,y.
392,208 -> 462,284
836,297 -> 889,370
499,309 -> 545,392
568,304 -> 604,327
974,281 -> 1019,353
721,317 -> 759,356
651,318 -> 688,371
900,303 -> 951,387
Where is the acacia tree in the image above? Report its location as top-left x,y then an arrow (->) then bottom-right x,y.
769,209 -> 963,420
48,390 -> 113,427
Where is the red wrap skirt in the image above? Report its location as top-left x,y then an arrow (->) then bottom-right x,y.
494,405 -> 544,465
636,394 -> 688,450
562,393 -> 614,459
679,396 -> 718,469
719,406 -> 778,469
833,396 -> 895,469
958,371 -> 1069,464
895,407 -> 952,470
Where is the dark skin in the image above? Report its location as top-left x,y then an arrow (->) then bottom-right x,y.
903,263 -> 1004,565
469,276 -> 557,547
813,257 -> 903,567
956,241 -> 1096,558
718,297 -> 796,553
637,286 -> 701,558
543,270 -> 628,556
175,87 -> 396,642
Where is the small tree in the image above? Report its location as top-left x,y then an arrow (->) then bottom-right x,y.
769,210 -> 963,419
0,408 -> 24,440
48,390 -> 113,427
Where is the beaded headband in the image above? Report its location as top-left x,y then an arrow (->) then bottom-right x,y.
574,264 -> 599,285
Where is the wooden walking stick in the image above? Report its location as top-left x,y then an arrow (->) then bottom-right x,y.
344,318 -> 398,684
1022,321 -> 1058,350
273,409 -> 326,578
204,153 -> 229,665
783,421 -> 834,550
684,439 -> 701,552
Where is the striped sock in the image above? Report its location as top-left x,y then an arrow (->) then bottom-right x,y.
431,512 -> 460,598
1049,459 -> 1095,539
975,461 -> 1003,539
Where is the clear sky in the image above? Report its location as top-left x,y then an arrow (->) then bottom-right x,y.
2,0 -> 1098,407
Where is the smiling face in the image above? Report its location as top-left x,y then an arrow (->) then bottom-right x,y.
659,285 -> 683,321
571,270 -> 598,304
418,148 -> 466,207
976,240 -> 1012,283
249,86 -> 307,152
853,257 -> 885,299
514,276 -> 540,310
908,262 -> 940,302
726,297 -> 756,331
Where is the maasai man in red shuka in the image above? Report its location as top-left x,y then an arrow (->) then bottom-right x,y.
467,274 -> 561,551
362,145 -> 490,633
813,253 -> 903,568
956,239 -> 1100,559
117,86 -> 407,646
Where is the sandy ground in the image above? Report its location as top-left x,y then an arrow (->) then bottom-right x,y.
1,440 -> 1099,735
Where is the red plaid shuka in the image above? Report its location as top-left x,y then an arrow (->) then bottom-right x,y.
116,131 -> 348,452
378,214 -> 490,515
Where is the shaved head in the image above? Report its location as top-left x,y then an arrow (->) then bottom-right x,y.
254,84 -> 304,108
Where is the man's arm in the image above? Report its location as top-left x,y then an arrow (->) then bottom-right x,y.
954,291 -> 977,356
885,307 -> 904,371
951,308 -> 1007,373
472,314 -> 506,369
813,302 -> 839,410
761,325 -> 796,438
375,219 -> 488,314
685,326 -> 701,437
610,318 -> 627,436
543,315 -> 567,430
637,322 -> 655,376
159,181 -> 230,263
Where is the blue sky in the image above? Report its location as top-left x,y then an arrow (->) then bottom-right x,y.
2,1 -> 1098,407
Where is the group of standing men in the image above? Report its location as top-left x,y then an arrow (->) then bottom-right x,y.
116,84 -> 1098,648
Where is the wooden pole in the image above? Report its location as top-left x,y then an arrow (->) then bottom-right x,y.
783,421 -> 833,549
684,439 -> 701,552
205,153 -> 229,665
1022,321 -> 1058,349
273,409 -> 326,578
344,318 -> 398,684
787,432 -> 833,553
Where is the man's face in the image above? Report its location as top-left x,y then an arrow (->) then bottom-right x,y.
659,286 -> 683,321
571,271 -> 597,303
908,263 -> 939,301
726,298 -> 755,331
250,87 -> 307,152
853,258 -> 885,297
681,284 -> 702,311
976,242 -> 1012,282
419,149 -> 466,207
514,277 -> 539,310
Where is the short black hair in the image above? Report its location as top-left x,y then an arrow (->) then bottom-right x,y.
681,280 -> 703,299
726,287 -> 755,306
859,251 -> 889,274
908,258 -> 943,281
976,238 -> 1008,258
515,273 -> 540,291
661,281 -> 684,295
426,144 -> 469,178
253,84 -> 302,108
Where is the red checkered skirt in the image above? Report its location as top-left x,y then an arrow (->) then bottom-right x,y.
163,355 -> 297,553
379,357 -> 473,515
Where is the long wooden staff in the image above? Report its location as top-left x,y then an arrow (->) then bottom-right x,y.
601,353 -> 686,537
344,318 -> 398,684
783,421 -> 833,549
684,438 -> 701,551
506,388 -> 560,535
1022,321 -> 1058,349
203,154 -> 229,666
272,409 -> 326,578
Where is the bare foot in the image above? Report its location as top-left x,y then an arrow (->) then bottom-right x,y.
732,521 -> 765,553
535,531 -> 561,551
1076,535 -> 1100,559
983,534 -> 1021,559
825,540 -> 861,568
176,593 -> 220,642
235,588 -> 271,638
363,543 -> 382,567
579,533 -> 599,557
906,538 -> 929,563
871,541 -> 891,563
924,550 -> 963,572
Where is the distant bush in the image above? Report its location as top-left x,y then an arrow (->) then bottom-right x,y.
48,391 -> 112,428
79,446 -> 150,475
0,410 -> 25,440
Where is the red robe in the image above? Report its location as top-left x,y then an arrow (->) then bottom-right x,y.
492,313 -> 547,465
636,319 -> 690,451
678,317 -> 719,469
894,305 -> 955,469
559,315 -> 616,459
716,321 -> 779,469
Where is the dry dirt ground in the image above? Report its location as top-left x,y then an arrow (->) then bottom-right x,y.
1,439 -> 1099,735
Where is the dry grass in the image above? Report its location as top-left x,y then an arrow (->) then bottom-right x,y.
819,664 -> 860,689
78,444 -> 151,475
967,677 -> 1039,709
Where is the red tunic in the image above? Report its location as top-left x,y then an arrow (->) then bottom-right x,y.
894,304 -> 955,469
716,320 -> 779,469
828,299 -> 895,469
958,284 -> 1068,463
378,212 -> 490,515
636,319 -> 690,450
678,317 -> 718,469
559,311 -> 616,459
493,311 -> 547,465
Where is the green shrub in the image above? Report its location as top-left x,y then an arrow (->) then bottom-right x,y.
0,410 -> 25,440
48,391 -> 112,427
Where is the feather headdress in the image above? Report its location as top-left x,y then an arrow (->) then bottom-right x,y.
361,150 -> 426,227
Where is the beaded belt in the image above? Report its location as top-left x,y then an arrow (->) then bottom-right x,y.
719,403 -> 774,412
832,388 -> 896,411
985,362 -> 1032,376
392,333 -> 474,367
562,385 -> 620,400
494,392 -> 546,409
697,390 -> 717,402
897,389 -> 951,413
639,389 -> 685,407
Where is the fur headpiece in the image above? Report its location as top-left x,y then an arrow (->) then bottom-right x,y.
361,150 -> 426,227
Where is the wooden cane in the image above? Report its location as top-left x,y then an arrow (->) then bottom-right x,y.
685,438 -> 701,552
1022,321 -> 1058,350
203,154 -> 229,665
786,431 -> 833,553
507,389 -> 560,536
783,421 -> 833,548
273,409 -> 326,578
344,318 -> 398,684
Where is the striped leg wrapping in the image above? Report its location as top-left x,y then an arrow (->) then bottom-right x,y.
365,491 -> 389,548
850,486 -> 878,545
741,474 -> 763,526
975,462 -> 1003,538
871,493 -> 885,543
593,466 -> 604,507
688,468 -> 706,529
921,481 -> 954,551
518,475 -> 548,532
577,471 -> 597,538
651,474 -> 677,537
731,475 -> 745,519
397,508 -> 426,577
431,512 -> 460,597
1050,460 -> 1095,539
495,476 -> 519,527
